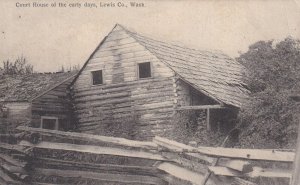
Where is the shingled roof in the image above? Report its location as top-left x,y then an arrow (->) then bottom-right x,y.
0,72 -> 76,102
120,25 -> 249,107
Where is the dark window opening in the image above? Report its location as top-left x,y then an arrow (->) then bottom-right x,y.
1,106 -> 8,118
138,62 -> 151,79
41,118 -> 58,130
92,70 -> 103,85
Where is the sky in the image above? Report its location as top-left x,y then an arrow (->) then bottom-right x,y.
0,0 -> 300,72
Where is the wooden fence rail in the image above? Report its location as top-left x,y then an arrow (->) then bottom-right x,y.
0,127 -> 296,185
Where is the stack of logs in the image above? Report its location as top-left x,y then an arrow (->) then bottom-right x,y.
0,126 -> 295,185
1,127 -> 168,185
0,134 -> 31,185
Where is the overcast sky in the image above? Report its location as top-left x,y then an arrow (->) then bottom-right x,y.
0,0 -> 300,72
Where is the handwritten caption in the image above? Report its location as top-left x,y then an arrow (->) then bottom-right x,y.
15,2 -> 145,8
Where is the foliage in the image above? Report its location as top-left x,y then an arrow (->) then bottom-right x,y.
237,37 -> 300,149
70,64 -> 80,72
103,115 -> 138,140
2,56 -> 33,75
168,110 -> 227,147
94,109 -> 139,140
59,64 -> 81,72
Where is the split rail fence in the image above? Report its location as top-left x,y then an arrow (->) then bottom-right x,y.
0,126 -> 295,185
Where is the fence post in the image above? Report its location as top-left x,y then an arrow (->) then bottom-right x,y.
291,121 -> 300,185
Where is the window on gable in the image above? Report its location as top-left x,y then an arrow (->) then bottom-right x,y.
138,62 -> 151,79
91,70 -> 103,85
41,116 -> 58,130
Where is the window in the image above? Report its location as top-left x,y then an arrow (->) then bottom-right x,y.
1,106 -> 8,118
138,62 -> 151,79
41,116 -> 58,130
91,70 -> 103,85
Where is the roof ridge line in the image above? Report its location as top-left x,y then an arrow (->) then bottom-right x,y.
121,26 -> 229,58
123,28 -> 223,105
116,24 -> 138,34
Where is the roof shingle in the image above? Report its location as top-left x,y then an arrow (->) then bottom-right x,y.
121,25 -> 249,107
0,72 -> 76,102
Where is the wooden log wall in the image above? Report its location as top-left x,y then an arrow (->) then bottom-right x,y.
73,25 -> 177,140
174,78 -> 191,107
31,78 -> 74,131
175,78 -> 218,107
2,102 -> 31,122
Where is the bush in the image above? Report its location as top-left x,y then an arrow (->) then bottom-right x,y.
2,56 -> 33,75
168,110 -> 227,147
99,111 -> 139,140
237,38 -> 300,149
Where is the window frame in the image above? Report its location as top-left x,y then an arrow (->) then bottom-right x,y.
137,62 -> 152,79
91,69 -> 104,86
40,116 -> 59,130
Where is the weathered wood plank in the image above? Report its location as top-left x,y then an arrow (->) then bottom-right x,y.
206,108 -> 211,131
33,168 -> 167,185
35,90 -> 66,97
76,76 -> 174,91
232,177 -> 258,185
208,166 -> 241,177
32,100 -> 68,105
87,55 -> 158,69
93,48 -> 152,61
94,43 -> 146,58
31,104 -> 68,110
75,98 -> 173,111
74,85 -> 131,97
32,157 -> 162,176
75,81 -> 174,97
74,91 -> 130,103
153,136 -> 214,164
154,136 -> 295,162
0,143 -> 26,154
75,76 -> 174,92
78,112 -> 135,123
159,151 -> 208,174
291,119 -> 300,185
197,146 -> 295,162
247,167 -> 292,179
0,154 -> 26,168
32,183 -> 60,185
209,166 -> 292,179
19,140 -> 166,161
94,41 -> 141,53
17,126 -> 157,150
31,107 -> 69,113
157,162 -> 207,185
0,168 -> 22,185
217,158 -> 252,173
1,164 -> 26,174
176,105 -> 225,110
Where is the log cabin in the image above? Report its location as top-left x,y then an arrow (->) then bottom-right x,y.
0,72 -> 76,131
70,24 -> 249,140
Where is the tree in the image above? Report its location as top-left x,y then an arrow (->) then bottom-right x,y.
237,37 -> 300,149
59,64 -> 80,73
61,65 -> 65,72
71,64 -> 80,72
2,56 -> 33,75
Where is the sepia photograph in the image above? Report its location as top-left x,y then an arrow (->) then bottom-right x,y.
0,0 -> 300,184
